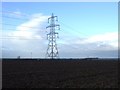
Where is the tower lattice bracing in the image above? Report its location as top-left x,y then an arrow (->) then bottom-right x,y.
46,13 -> 60,59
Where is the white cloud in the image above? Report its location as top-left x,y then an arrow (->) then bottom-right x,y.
57,31 -> 118,58
17,13 -> 49,31
75,32 -> 118,48
6,10 -> 28,18
2,13 -> 50,58
11,13 -> 49,40
2,12 -> 118,58
86,32 -> 117,42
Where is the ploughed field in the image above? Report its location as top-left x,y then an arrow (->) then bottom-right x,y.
2,59 -> 118,88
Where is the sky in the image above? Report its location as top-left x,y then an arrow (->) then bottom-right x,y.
1,2 -> 118,58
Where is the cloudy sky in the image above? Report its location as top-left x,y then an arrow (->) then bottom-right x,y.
1,2 -> 118,58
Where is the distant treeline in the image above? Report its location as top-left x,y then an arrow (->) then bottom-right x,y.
2,58 -> 118,61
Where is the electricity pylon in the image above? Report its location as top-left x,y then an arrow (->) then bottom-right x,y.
46,13 -> 60,59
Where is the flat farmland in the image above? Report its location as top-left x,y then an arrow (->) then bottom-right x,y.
2,59 -> 119,88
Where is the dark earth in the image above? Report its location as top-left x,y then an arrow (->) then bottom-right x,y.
2,58 -> 119,88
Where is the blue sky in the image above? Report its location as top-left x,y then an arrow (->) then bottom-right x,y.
2,2 -> 118,35
1,2 -> 118,58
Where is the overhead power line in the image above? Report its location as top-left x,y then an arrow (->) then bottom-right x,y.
2,15 -> 29,21
58,21 -> 90,37
1,11 -> 90,43
1,10 -> 89,38
1,23 -> 46,31
1,10 -> 47,20
0,36 -> 43,40
0,11 -> 29,17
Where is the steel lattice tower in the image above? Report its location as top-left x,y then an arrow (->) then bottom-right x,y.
46,13 -> 60,59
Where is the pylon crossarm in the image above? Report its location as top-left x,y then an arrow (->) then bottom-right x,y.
46,13 -> 60,59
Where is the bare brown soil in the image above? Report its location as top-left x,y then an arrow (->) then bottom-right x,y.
2,59 -> 118,88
